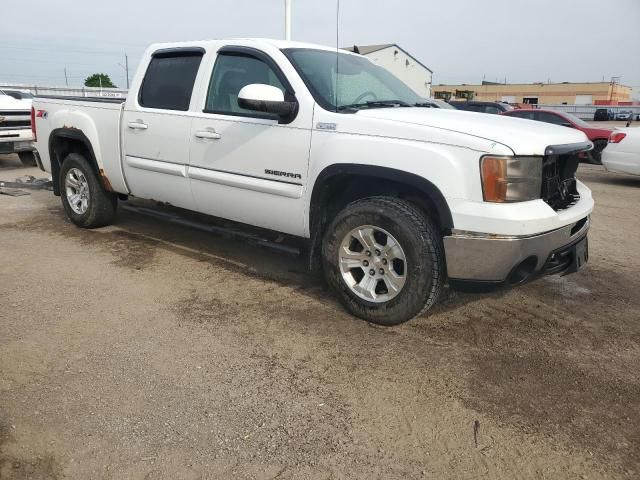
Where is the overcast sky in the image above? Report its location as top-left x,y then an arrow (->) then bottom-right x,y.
1,0 -> 639,90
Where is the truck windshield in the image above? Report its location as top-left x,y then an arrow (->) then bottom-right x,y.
284,48 -> 422,112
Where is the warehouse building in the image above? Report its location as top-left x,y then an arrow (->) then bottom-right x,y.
432,81 -> 632,105
344,44 -> 433,98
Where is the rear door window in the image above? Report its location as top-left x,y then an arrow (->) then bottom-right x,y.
483,105 -> 501,114
139,50 -> 204,111
510,110 -> 536,120
537,112 -> 566,125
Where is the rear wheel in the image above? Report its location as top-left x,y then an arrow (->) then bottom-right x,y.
322,196 -> 444,326
18,151 -> 37,167
60,153 -> 117,228
588,139 -> 607,165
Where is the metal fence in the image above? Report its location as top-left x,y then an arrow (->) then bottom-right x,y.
534,104 -> 640,121
0,83 -> 128,98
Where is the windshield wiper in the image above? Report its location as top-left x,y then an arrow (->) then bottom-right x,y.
337,99 -> 413,111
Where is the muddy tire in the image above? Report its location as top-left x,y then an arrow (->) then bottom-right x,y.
60,153 -> 117,228
18,151 -> 37,167
322,196 -> 444,326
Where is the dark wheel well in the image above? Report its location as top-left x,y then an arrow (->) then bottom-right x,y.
48,129 -> 105,196
307,164 -> 453,271
592,138 -> 608,150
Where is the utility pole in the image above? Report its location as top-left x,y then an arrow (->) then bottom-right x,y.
64,68 -> 69,87
125,54 -> 130,89
118,55 -> 131,89
285,0 -> 292,40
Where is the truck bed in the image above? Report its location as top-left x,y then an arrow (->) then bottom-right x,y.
33,95 -> 128,193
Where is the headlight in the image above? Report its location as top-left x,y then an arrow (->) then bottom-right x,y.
480,156 -> 542,202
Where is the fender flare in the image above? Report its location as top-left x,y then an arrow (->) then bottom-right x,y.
305,163 -> 454,272
48,127 -> 108,194
309,163 -> 454,231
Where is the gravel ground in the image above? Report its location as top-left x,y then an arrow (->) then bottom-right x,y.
0,153 -> 639,479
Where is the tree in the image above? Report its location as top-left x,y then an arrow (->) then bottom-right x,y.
84,73 -> 117,88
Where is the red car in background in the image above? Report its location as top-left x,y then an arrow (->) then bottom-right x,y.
501,109 -> 612,164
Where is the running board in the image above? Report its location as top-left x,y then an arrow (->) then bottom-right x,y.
120,203 -> 301,256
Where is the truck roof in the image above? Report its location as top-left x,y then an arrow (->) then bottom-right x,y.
145,38 -> 355,55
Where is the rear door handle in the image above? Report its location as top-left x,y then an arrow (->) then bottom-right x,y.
127,121 -> 148,130
195,130 -> 221,140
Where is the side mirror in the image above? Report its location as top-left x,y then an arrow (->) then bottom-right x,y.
562,122 -> 573,128
237,84 -> 297,121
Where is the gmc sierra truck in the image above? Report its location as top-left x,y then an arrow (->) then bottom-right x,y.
32,39 -> 593,325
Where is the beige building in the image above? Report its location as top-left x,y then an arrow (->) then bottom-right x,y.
432,81 -> 632,105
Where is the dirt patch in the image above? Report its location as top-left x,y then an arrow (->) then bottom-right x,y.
0,416 -> 60,480
463,350 -> 640,475
96,229 -> 158,270
0,455 -> 60,480
1,164 -> 640,478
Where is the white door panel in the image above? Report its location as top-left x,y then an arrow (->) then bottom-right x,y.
189,179 -> 307,234
189,117 -> 309,181
121,110 -> 196,209
188,115 -> 311,235
120,48 -> 204,210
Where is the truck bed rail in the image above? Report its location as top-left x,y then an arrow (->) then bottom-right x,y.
34,95 -> 126,104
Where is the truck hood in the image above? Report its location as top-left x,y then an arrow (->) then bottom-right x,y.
356,107 -> 590,156
0,94 -> 30,111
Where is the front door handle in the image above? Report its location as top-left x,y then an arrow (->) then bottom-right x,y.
127,121 -> 148,130
195,130 -> 221,140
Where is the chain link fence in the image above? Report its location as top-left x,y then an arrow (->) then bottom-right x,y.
533,104 -> 640,121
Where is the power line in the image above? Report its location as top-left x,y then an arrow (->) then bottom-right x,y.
0,45 -> 143,57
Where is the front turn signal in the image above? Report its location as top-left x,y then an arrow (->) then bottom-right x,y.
480,156 -> 542,203
480,156 -> 508,202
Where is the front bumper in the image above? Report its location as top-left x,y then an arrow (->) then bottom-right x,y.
444,216 -> 589,284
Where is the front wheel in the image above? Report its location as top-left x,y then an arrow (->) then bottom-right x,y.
322,197 -> 445,326
60,153 -> 117,228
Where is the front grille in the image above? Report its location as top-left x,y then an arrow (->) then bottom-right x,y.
0,110 -> 31,131
541,152 -> 580,211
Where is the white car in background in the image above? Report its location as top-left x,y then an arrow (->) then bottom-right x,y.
615,110 -> 633,121
602,128 -> 640,176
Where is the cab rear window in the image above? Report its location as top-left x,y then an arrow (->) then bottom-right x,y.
139,49 -> 203,111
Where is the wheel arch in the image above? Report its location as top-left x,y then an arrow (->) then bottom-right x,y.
306,163 -> 453,270
48,128 -> 111,196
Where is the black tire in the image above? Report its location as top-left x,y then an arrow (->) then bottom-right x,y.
59,153 -> 117,228
18,151 -> 37,167
322,196 -> 444,326
587,139 -> 607,165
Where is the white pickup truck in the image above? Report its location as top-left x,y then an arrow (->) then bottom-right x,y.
33,39 -> 593,325
0,92 -> 38,165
